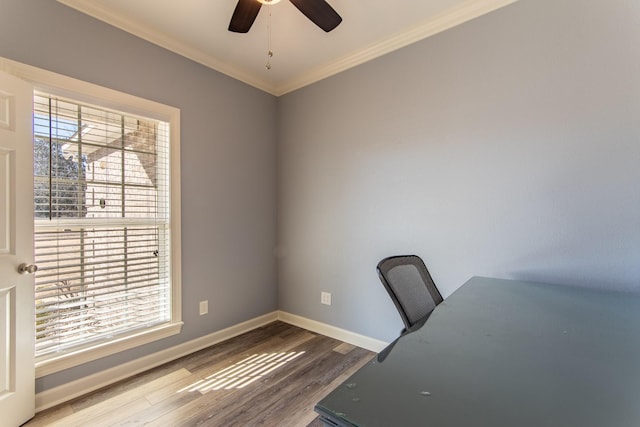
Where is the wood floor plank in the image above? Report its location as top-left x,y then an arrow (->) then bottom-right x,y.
222,347 -> 374,427
25,322 -> 376,427
145,334 -> 338,427
112,391 -> 201,426
68,357 -> 189,412
19,404 -> 74,427
64,397 -> 152,427
183,336 -> 353,426
178,321 -> 297,373
332,342 -> 356,355
35,369 -> 191,427
279,347 -> 375,427
144,330 -> 316,406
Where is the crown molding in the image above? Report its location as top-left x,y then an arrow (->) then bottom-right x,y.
58,0 -> 518,97
57,0 -> 278,94
274,0 -> 519,95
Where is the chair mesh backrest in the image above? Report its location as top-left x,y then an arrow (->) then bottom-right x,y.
377,255 -> 443,330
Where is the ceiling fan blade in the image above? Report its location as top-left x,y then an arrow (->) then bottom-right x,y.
228,0 -> 262,33
289,0 -> 342,32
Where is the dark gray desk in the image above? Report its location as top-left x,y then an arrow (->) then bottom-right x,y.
315,277 -> 640,426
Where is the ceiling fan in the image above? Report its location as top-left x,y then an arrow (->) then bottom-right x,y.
228,0 -> 342,33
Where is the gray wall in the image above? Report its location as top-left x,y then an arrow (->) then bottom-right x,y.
277,0 -> 640,342
0,0 -> 278,392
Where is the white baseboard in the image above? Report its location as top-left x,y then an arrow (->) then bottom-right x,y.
277,311 -> 389,353
35,311 -> 388,412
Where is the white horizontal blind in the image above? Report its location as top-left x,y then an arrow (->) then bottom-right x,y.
33,92 -> 171,358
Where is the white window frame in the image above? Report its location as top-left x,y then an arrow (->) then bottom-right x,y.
0,57 -> 182,377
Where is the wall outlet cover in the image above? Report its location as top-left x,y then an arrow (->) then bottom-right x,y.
321,292 -> 331,305
199,300 -> 208,315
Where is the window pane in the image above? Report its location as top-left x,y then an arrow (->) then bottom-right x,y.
33,92 -> 171,358
86,182 -> 123,218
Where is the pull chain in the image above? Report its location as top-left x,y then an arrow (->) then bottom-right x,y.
266,4 -> 273,70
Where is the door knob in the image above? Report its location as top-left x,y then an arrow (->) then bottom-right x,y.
18,263 -> 38,274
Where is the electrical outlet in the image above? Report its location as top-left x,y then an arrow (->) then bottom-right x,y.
199,300 -> 208,315
321,291 -> 332,306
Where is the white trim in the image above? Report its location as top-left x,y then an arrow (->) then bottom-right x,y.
34,310 -> 389,412
35,312 -> 278,412
56,0 -> 519,96
168,115 -> 182,333
277,311 -> 389,353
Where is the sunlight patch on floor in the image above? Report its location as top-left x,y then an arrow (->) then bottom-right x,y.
178,351 -> 305,393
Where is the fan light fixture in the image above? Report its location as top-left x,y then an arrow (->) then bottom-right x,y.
229,0 -> 342,70
229,0 -> 342,33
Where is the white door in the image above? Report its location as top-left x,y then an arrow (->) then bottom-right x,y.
0,71 -> 35,426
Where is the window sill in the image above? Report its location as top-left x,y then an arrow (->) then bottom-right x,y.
35,321 -> 183,378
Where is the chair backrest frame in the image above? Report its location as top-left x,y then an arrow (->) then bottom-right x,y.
377,255 -> 443,332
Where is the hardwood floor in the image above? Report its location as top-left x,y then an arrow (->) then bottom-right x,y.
25,321 -> 375,427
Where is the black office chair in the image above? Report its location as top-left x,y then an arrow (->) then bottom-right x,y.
377,255 -> 444,334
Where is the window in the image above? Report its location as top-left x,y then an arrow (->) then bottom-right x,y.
32,90 -> 181,377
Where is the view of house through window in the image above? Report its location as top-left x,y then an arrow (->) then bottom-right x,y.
33,92 -> 172,358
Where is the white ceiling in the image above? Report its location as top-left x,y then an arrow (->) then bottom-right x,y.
58,0 -> 518,96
